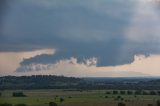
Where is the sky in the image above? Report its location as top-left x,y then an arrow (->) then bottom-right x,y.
0,0 -> 160,77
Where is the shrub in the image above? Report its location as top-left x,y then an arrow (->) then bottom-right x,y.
106,91 -> 111,94
117,95 -> 121,99
49,102 -> 57,106
60,97 -> 64,103
105,96 -> 108,98
68,96 -> 72,98
118,102 -> 126,106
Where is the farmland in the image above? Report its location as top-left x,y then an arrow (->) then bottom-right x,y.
0,89 -> 160,106
1,76 -> 160,106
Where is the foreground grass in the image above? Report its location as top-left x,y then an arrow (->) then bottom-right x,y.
0,90 -> 160,106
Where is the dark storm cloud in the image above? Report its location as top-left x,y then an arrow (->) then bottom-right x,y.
1,0 -> 160,67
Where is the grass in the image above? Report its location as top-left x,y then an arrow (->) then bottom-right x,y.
0,90 -> 160,106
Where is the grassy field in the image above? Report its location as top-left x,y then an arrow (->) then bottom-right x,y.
0,89 -> 160,106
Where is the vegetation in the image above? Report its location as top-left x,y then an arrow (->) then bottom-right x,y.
0,89 -> 160,106
59,97 -> 64,103
118,102 -> 126,106
157,100 -> 160,106
1,76 -> 160,106
0,104 -> 12,106
147,104 -> 153,106
12,92 -> 26,97
14,104 -> 27,106
120,91 -> 125,95
127,90 -> 133,95
49,102 -> 57,106
113,91 -> 118,94
1,76 -> 160,90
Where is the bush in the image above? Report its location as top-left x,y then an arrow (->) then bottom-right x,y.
117,95 -> 121,99
106,91 -> 111,94
68,96 -> 72,98
49,102 -> 57,106
14,104 -> 27,106
0,103 -> 12,106
60,97 -> 64,103
118,102 -> 126,106
12,92 -> 26,97
105,96 -> 108,98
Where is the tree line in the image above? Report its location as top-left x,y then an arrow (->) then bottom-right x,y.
1,75 -> 160,90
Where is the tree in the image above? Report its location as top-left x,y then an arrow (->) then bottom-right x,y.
150,91 -> 156,95
118,102 -> 126,106
120,91 -> 125,95
127,90 -> 133,95
0,92 -> 1,96
49,102 -> 57,106
142,91 -> 148,95
135,90 -> 141,95
12,92 -> 26,97
113,91 -> 118,95
157,91 -> 160,95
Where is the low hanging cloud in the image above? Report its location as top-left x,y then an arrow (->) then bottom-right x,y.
15,55 -> 160,77
0,49 -> 55,75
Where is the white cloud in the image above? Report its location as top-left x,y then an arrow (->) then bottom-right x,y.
0,49 -> 55,75
14,55 -> 160,77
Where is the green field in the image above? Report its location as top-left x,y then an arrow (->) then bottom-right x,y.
0,89 -> 160,106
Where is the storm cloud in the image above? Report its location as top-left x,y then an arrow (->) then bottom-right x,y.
0,0 -> 160,72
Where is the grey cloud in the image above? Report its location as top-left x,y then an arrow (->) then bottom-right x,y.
0,0 -> 160,68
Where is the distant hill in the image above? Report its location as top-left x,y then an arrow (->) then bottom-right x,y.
1,75 -> 160,90
0,75 -> 84,90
